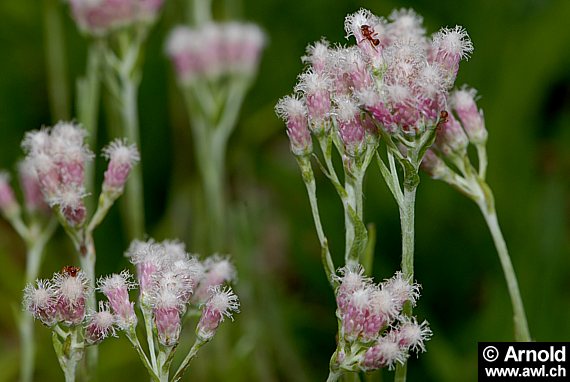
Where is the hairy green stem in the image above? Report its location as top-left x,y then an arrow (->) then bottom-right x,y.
478,201 -> 531,342
79,232 -> 98,375
142,308 -> 158,372
296,155 -> 335,286
394,183 -> 417,382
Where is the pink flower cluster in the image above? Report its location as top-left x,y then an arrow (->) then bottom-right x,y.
166,22 -> 266,83
276,8 -> 474,156
336,267 -> 431,371
23,268 -> 119,345
67,0 -> 165,35
23,267 -> 114,338
21,122 -> 138,226
22,123 -> 93,226
125,238 -> 239,346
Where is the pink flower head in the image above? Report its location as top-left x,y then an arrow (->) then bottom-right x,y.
85,301 -> 117,345
154,256 -> 203,308
450,86 -> 487,144
357,87 -> 394,133
302,39 -> 331,74
394,317 -> 432,353
335,265 -> 369,314
98,270 -> 137,329
152,287 -> 183,346
53,267 -> 90,326
223,22 -> 266,76
23,279 -> 57,326
415,63 -> 448,124
68,0 -> 165,36
421,149 -> 450,180
21,122 -> 92,223
430,26 -> 473,83
161,239 -> 189,264
193,255 -> 236,303
334,95 -> 366,156
339,48 -> 373,93
18,160 -> 49,214
341,286 -> 372,340
383,272 -> 420,310
0,171 -> 19,216
362,332 -> 408,371
435,112 -> 469,157
344,9 -> 385,64
52,186 -> 88,227
197,286 -> 239,341
102,138 -> 140,193
295,69 -> 332,132
368,287 -> 400,328
387,8 -> 426,43
275,95 -> 312,156
126,239 -> 165,301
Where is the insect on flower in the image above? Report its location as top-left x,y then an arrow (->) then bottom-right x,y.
436,110 -> 449,130
61,265 -> 81,277
360,25 -> 380,50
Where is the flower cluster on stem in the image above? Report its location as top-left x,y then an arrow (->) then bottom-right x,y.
120,238 -> 240,381
22,237 -> 240,382
276,7 -> 475,380
165,20 -> 266,251
21,122 -> 139,375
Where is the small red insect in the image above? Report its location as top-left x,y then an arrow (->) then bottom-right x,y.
437,110 -> 449,128
62,265 -> 81,277
360,25 -> 380,49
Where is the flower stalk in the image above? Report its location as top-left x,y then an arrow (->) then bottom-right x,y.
421,86 -> 531,341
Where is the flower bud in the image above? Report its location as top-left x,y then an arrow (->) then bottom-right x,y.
295,70 -> 332,133
335,96 -> 366,156
435,112 -> 469,157
125,240 -> 166,303
430,26 -> 473,83
197,286 -> 239,341
18,160 -> 49,214
421,149 -> 451,180
153,290 -> 182,347
98,271 -> 137,329
102,139 -> 140,195
23,279 -> 57,326
85,301 -> 117,345
53,267 -> 90,326
362,333 -> 408,371
193,255 -> 235,303
450,87 -> 487,145
394,317 -> 432,353
382,272 -> 420,310
275,95 -> 312,156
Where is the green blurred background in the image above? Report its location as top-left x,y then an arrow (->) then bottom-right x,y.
1,0 -> 569,381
